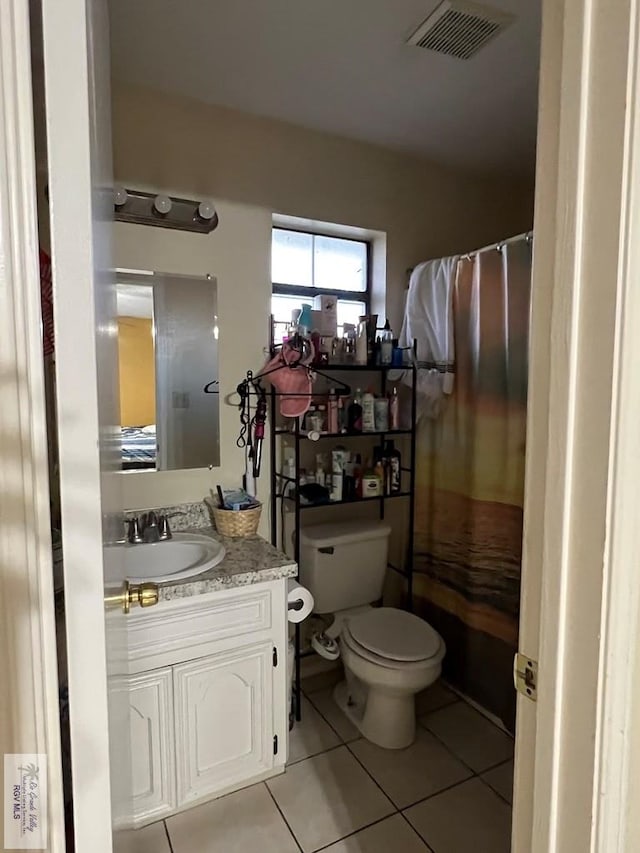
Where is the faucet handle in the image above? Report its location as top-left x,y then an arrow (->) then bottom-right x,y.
158,514 -> 172,541
127,517 -> 144,544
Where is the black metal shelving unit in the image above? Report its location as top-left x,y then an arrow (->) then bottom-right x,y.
269,360 -> 418,726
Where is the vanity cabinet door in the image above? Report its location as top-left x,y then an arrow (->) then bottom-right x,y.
173,642 -> 274,805
128,668 -> 175,825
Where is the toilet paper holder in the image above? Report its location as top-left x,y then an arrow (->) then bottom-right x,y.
288,599 -> 305,612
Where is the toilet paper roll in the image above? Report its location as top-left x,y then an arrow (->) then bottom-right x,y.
287,579 -> 314,623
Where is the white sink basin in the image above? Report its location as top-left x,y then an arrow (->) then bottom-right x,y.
123,533 -> 226,583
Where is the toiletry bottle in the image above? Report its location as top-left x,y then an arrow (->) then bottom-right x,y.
353,453 -> 363,497
343,458 -> 356,501
331,447 -> 348,502
298,303 -> 313,337
385,440 -> 402,493
327,389 -> 339,434
362,390 -> 376,432
374,396 -> 389,432
361,465 -> 381,498
389,386 -> 400,430
347,389 -> 363,433
373,448 -> 386,495
380,319 -> 394,365
337,394 -> 346,432
355,316 -> 368,365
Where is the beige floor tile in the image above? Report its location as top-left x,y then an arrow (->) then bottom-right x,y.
267,746 -> 394,853
306,686 -> 360,742
482,759 -> 514,804
301,664 -> 344,695
166,782 -> 299,853
415,681 -> 458,715
288,695 -> 341,764
322,814 -> 429,852
113,822 -> 171,853
349,727 -> 473,808
404,778 -> 512,853
422,701 -> 514,772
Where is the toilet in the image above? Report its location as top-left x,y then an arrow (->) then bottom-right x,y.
299,520 -> 445,749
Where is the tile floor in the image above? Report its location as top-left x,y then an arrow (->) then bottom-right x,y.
119,679 -> 514,853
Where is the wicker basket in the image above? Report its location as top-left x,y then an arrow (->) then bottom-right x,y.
211,503 -> 262,538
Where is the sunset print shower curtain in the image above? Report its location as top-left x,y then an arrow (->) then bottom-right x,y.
413,236 -> 531,731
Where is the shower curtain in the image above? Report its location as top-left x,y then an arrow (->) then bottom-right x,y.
413,236 -> 532,732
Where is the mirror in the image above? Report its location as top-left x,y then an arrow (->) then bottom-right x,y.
116,270 -> 219,471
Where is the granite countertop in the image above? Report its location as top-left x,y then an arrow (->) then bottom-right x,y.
157,526 -> 298,600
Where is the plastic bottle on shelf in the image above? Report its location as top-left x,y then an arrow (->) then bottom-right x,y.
385,440 -> 402,493
380,319 -> 394,365
298,303 -> 313,337
355,316 -> 368,365
347,389 -> 363,433
373,448 -> 386,494
362,390 -> 376,432
374,396 -> 389,431
327,389 -> 339,434
315,454 -> 326,488
389,386 -> 400,430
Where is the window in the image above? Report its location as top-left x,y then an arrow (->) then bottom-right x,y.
271,227 -> 369,342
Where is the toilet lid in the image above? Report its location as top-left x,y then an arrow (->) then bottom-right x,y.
347,608 -> 442,662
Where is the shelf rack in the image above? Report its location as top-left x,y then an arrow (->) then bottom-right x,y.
269,358 -> 418,726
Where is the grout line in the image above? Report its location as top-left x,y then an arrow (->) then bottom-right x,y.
264,782 -> 304,853
476,767 -> 514,807
445,689 -> 516,738
343,742 -> 398,809
311,814 -> 400,852
303,692 -> 356,745
398,810 -> 436,853
416,718 -> 480,777
286,741 -> 344,767
479,756 -> 515,775
400,776 -> 475,812
162,819 -> 175,853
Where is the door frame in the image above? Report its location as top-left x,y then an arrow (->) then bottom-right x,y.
513,0 -> 640,850
2,0 -> 640,851
0,0 -> 65,849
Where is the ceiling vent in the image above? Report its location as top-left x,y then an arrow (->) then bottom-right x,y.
407,1 -> 515,60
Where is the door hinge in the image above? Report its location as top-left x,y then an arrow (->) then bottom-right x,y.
273,647 -> 278,667
273,734 -> 278,755
514,652 -> 538,701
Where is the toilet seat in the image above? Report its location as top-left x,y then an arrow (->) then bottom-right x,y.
343,608 -> 444,669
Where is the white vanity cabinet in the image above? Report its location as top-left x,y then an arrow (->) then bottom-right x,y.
121,578 -> 289,827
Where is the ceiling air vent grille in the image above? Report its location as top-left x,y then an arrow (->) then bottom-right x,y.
407,1 -> 515,60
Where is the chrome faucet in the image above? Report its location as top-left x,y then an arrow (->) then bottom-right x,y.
126,511 -> 177,544
141,511 -> 160,543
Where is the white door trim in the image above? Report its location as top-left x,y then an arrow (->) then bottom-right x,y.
591,0 -> 640,848
516,0 -> 640,851
0,0 -> 65,849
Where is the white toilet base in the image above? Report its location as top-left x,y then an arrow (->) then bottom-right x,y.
333,676 -> 422,750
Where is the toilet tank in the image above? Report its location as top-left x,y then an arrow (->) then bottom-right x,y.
299,520 -> 392,614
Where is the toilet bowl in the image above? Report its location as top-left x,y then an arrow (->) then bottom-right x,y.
334,607 -> 445,749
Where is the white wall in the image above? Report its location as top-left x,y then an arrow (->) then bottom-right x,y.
112,84 -> 534,514
112,84 -> 535,334
114,202 -> 272,518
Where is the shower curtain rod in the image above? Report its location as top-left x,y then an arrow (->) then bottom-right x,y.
406,231 -> 533,279
463,230 -> 533,260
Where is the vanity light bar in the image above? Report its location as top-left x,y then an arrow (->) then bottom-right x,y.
113,187 -> 219,234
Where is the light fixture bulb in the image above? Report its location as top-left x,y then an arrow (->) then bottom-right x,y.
113,186 -> 128,208
153,194 -> 172,215
197,200 -> 217,221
